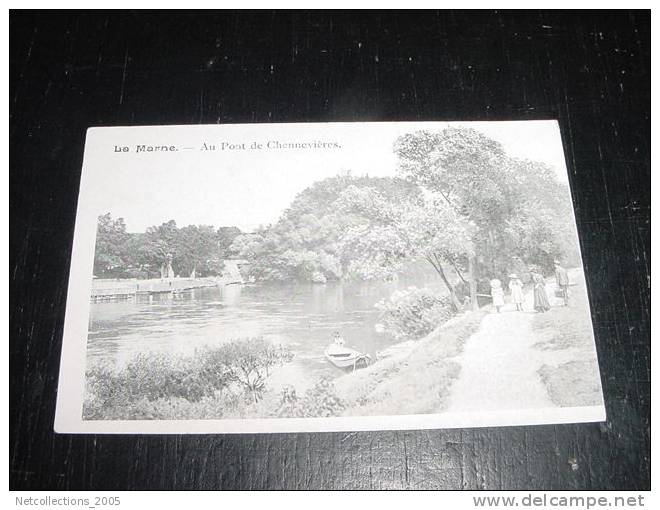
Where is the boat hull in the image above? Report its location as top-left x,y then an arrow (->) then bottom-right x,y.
324,347 -> 371,369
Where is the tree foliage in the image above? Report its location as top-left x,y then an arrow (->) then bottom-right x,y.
93,214 -> 131,277
230,175 -> 422,282
94,127 -> 579,307
394,127 -> 579,283
93,215 -> 242,278
395,127 -> 508,228
229,132 -> 576,311
375,287 -> 453,341
333,184 -> 473,308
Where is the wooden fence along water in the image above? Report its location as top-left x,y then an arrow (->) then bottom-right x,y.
90,260 -> 249,302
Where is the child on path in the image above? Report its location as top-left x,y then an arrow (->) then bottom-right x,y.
508,274 -> 524,311
490,279 -> 505,313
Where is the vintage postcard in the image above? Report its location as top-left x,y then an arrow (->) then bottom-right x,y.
54,121 -> 605,433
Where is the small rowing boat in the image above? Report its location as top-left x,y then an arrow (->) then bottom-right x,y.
324,344 -> 371,370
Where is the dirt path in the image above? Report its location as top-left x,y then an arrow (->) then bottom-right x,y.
446,285 -> 559,412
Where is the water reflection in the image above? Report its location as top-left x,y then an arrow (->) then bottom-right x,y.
87,272 -> 445,380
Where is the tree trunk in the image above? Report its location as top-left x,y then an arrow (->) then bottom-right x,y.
426,256 -> 462,311
468,255 -> 479,311
441,272 -> 463,311
449,260 -> 468,284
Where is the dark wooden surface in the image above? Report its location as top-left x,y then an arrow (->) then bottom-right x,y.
10,11 -> 650,490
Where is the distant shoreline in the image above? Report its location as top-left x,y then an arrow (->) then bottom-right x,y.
90,276 -> 241,302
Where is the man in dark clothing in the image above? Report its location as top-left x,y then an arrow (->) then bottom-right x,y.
554,260 -> 570,306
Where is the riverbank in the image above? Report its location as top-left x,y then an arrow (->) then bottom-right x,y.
90,276 -> 238,301
333,310 -> 487,416
83,267 -> 602,421
215,310 -> 489,419
82,309 -> 488,421
330,267 -> 602,418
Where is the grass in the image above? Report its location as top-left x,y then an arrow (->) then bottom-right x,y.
334,310 -> 487,416
532,280 -> 604,407
539,360 -> 603,407
532,294 -> 594,352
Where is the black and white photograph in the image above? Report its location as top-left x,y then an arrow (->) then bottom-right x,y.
54,121 -> 605,433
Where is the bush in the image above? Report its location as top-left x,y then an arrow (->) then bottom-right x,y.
83,337 -> 293,420
375,287 -> 453,340
207,337 -> 294,403
274,377 -> 345,418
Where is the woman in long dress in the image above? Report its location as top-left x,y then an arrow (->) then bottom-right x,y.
508,274 -> 524,311
531,271 -> 551,312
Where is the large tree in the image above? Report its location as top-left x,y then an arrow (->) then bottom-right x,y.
174,224 -> 219,277
140,220 -> 179,276
93,213 -> 130,277
216,226 -> 242,253
394,127 -> 578,308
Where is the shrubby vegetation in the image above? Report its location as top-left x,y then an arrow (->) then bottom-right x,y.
84,337 -> 350,421
375,287 -> 453,341
83,337 -> 293,420
274,378 -> 345,418
214,338 -> 295,403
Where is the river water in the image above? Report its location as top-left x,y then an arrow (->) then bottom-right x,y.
87,269 -> 445,387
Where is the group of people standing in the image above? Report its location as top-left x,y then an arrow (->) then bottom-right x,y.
489,261 -> 570,313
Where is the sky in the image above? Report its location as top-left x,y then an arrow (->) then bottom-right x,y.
82,120 -> 570,233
